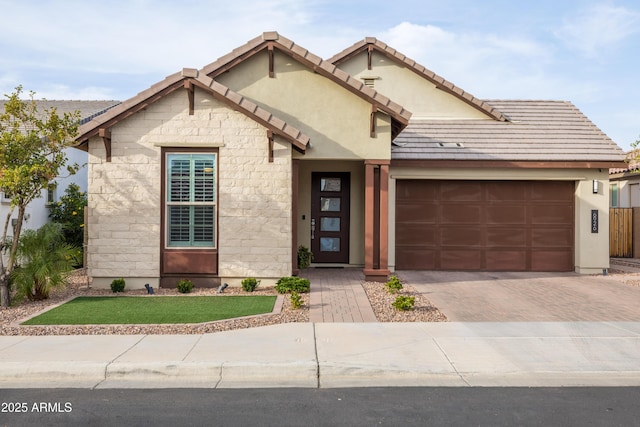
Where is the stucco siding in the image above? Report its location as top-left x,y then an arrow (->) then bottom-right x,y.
338,51 -> 490,120
216,50 -> 392,160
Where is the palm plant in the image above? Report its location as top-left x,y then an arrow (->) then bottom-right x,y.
11,222 -> 80,301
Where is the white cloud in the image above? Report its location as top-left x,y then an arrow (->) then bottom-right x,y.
0,0 -> 318,75
555,4 -> 640,57
376,22 -> 556,100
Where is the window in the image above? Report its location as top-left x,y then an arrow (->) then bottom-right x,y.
0,189 -> 11,204
166,153 -> 216,247
610,183 -> 618,207
47,183 -> 57,205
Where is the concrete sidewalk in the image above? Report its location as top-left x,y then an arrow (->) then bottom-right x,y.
1,321 -> 639,389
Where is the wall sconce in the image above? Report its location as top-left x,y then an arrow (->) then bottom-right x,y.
592,179 -> 599,194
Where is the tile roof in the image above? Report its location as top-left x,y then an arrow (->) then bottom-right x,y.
0,100 -> 121,123
610,151 -> 637,174
200,32 -> 411,137
392,100 -> 626,163
75,69 -> 310,152
328,37 -> 507,122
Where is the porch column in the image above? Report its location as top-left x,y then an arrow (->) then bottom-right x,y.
292,159 -> 300,276
364,160 -> 390,282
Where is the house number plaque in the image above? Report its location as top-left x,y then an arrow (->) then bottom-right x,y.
591,210 -> 598,233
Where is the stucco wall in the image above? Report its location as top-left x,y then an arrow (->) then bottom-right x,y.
388,167 -> 611,274
216,50 -> 392,160
87,89 -> 292,288
610,176 -> 640,208
337,51 -> 491,120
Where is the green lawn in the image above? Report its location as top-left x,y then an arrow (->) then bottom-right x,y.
22,295 -> 277,325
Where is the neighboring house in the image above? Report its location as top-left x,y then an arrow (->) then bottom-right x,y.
609,153 -> 640,208
74,32 -> 625,289
609,153 -> 639,258
0,100 -> 120,237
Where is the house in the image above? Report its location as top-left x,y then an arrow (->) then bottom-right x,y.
0,100 -> 120,238
74,32 -> 625,289
609,153 -> 640,258
609,153 -> 639,208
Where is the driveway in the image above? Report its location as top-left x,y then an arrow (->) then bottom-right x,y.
397,271 -> 640,322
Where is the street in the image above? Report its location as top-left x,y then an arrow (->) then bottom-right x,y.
1,387 -> 638,426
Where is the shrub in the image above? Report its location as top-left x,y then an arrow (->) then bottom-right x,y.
11,223 -> 81,301
275,276 -> 310,294
290,291 -> 303,309
176,279 -> 194,294
385,275 -> 403,294
110,278 -> 126,293
48,183 -> 87,267
297,245 -> 313,269
392,295 -> 415,311
241,277 -> 260,292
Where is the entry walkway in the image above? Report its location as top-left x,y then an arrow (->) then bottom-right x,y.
303,268 -> 377,322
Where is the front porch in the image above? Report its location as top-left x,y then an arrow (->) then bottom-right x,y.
293,159 -> 390,282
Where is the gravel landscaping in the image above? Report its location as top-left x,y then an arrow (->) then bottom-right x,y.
362,280 -> 447,322
0,269 -> 446,335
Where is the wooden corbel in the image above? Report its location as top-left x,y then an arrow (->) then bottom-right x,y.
370,105 -> 377,138
367,45 -> 373,70
184,80 -> 194,115
268,44 -> 275,78
99,128 -> 112,162
267,130 -> 274,162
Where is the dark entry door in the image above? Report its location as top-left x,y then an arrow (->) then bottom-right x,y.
311,172 -> 350,263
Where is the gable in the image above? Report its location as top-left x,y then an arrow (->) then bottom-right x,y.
336,50 -> 491,120
75,70 -> 309,158
330,38 -> 506,122
215,49 -> 393,160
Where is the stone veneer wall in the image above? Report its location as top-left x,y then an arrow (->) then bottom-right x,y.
87,89 -> 292,288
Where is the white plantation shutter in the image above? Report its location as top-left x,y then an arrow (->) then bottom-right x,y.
193,158 -> 215,202
166,154 -> 216,247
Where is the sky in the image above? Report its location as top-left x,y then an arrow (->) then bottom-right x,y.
1,0 -> 638,149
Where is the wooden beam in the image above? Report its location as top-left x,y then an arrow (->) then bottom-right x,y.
370,105 -> 377,138
379,164 -> 389,272
184,80 -> 194,115
291,159 -> 300,276
98,128 -> 111,162
364,163 -> 375,272
367,45 -> 373,70
267,130 -> 274,163
268,44 -> 275,78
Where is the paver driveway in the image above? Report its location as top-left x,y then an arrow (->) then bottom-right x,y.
398,271 -> 640,322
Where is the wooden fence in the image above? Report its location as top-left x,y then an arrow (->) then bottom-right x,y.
610,208 -> 633,257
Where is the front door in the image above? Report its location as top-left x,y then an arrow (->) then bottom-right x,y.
311,172 -> 350,263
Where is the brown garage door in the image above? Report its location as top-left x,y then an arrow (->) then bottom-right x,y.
395,180 -> 574,271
